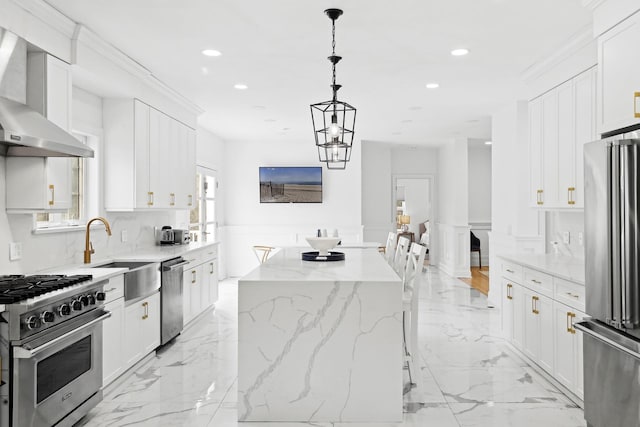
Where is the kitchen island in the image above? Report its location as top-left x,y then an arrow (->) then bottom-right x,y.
238,247 -> 403,422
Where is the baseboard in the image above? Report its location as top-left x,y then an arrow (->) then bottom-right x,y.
503,341 -> 584,409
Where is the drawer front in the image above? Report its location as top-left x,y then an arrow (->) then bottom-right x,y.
201,245 -> 218,261
183,249 -> 202,269
104,274 -> 125,303
555,277 -> 586,312
501,260 -> 523,283
523,267 -> 553,297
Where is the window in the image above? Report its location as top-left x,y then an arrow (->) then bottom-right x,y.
190,166 -> 217,241
35,133 -> 99,230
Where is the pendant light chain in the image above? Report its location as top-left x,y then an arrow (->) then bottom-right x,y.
332,18 -> 337,102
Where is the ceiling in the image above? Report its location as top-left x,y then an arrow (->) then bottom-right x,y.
44,0 -> 593,147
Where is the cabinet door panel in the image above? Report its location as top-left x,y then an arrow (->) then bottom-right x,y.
529,98 -> 543,207
123,302 -> 144,368
522,288 -> 539,360
557,81 -> 575,208
512,283 -> 525,351
103,299 -> 124,386
598,13 -> 640,133
573,68 -> 596,209
502,279 -> 514,340
541,91 -> 559,207
134,100 -> 151,209
183,269 -> 193,326
574,310 -> 586,399
537,294 -> 554,373
142,292 -> 160,354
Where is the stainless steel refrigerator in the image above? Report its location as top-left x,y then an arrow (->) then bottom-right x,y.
577,130 -> 640,427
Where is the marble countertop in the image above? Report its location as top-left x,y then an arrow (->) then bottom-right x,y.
498,253 -> 585,285
240,247 -> 400,283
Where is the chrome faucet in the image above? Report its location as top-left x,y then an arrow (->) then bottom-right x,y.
84,217 -> 112,264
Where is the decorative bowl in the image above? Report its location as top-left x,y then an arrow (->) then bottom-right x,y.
305,237 -> 340,256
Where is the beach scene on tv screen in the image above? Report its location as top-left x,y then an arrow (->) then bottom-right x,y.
259,167 -> 322,203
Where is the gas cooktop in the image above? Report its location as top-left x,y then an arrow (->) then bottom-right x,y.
0,274 -> 93,304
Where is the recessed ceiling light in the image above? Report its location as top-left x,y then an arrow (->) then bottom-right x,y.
234,83 -> 248,90
282,127 -> 291,131
485,141 -> 492,145
201,67 -> 209,75
202,49 -> 221,57
252,105 -> 266,110
426,83 -> 439,89
401,119 -> 413,123
264,119 -> 276,122
392,131 -> 402,135
409,106 -> 422,111
451,48 -> 469,56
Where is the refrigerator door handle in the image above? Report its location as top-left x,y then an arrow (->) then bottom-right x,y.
576,321 -> 640,362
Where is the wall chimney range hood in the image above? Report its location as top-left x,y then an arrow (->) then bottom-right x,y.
0,96 -> 93,157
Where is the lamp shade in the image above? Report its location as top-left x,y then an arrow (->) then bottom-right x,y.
400,215 -> 411,225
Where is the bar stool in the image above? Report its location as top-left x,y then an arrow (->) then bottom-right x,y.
383,231 -> 396,264
253,245 -> 274,264
403,242 -> 427,389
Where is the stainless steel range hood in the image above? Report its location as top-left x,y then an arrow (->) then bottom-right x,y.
0,96 -> 93,157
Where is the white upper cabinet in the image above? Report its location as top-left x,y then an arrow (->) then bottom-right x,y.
6,53 -> 72,212
529,67 -> 596,209
597,10 -> 640,134
104,99 -> 196,211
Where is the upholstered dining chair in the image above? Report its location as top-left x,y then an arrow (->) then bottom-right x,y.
403,242 -> 427,390
470,231 -> 481,268
253,245 -> 274,264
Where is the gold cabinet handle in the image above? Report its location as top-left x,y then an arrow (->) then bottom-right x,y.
536,189 -> 544,205
532,296 -> 539,314
170,193 -> 175,206
567,187 -> 576,205
568,312 -> 576,334
566,312 -> 572,333
566,292 -> 580,299
531,279 -> 542,285
210,262 -> 214,275
148,191 -> 154,206
188,194 -> 193,206
192,270 -> 197,284
48,184 -> 55,206
506,283 -> 513,300
506,269 -> 515,274
635,92 -> 640,118
142,301 -> 149,320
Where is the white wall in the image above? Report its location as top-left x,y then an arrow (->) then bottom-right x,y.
223,139 -> 362,277
361,142 -> 438,245
468,143 -> 492,267
545,211 -> 585,259
396,178 -> 430,238
438,139 -> 468,226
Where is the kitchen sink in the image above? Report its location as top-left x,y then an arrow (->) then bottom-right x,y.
96,261 -> 155,270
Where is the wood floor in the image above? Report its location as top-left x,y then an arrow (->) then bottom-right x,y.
461,266 -> 490,295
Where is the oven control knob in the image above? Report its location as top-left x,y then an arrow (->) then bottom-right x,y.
95,291 -> 106,301
40,311 -> 55,323
58,304 -> 71,316
87,295 -> 96,305
79,295 -> 89,306
71,300 -> 83,311
26,315 -> 41,330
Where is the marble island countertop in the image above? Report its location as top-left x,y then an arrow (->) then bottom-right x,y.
498,253 -> 585,285
240,246 -> 399,283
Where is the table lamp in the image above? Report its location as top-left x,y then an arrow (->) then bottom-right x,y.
400,215 -> 410,232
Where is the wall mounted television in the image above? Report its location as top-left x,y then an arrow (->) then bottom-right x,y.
259,166 -> 322,203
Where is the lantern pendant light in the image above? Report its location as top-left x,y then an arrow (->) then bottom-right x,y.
310,8 -> 357,170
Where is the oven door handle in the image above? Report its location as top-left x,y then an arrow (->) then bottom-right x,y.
13,311 -> 111,359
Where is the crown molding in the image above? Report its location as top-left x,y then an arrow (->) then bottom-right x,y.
71,24 -> 203,116
582,0 -> 607,11
10,0 -> 76,38
521,24 -> 595,83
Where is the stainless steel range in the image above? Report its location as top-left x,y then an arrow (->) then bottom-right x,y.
0,274 -> 110,427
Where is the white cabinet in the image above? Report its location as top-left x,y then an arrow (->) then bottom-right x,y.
182,245 -> 219,328
598,10 -> 640,134
553,302 -> 585,399
101,274 -> 125,386
529,67 -> 596,209
502,279 -> 524,350
6,53 -> 72,212
123,291 -> 160,369
521,288 -> 554,373
104,99 -> 196,211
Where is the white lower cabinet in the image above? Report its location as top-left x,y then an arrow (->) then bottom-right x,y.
102,274 -> 125,386
103,298 -> 124,386
499,257 -> 584,401
182,246 -> 219,328
123,291 -> 160,370
553,301 -> 585,399
521,288 -> 554,373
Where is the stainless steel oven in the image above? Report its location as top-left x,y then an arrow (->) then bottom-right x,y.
12,308 -> 110,427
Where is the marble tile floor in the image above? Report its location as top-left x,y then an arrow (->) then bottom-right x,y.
77,267 -> 586,427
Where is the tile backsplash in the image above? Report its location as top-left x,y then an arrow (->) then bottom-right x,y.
545,210 -> 584,259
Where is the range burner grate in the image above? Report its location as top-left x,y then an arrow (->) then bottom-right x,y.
0,274 -> 93,303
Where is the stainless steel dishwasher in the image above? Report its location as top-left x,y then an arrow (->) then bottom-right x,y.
161,257 -> 189,345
